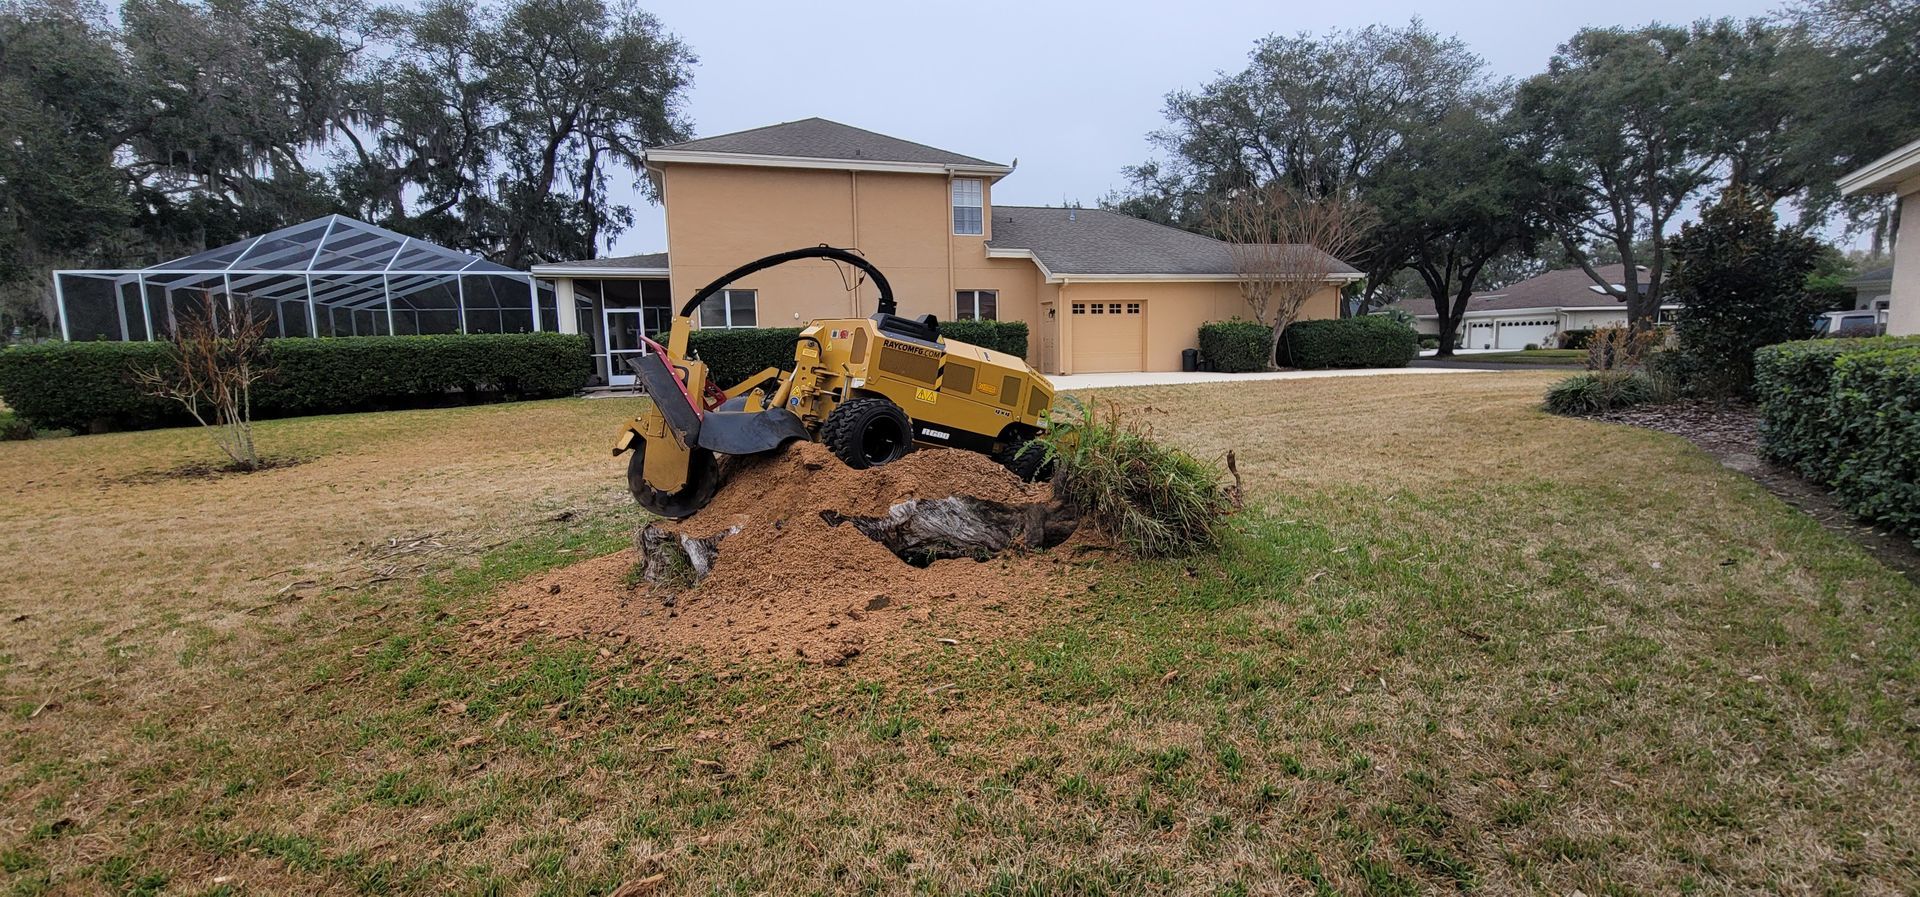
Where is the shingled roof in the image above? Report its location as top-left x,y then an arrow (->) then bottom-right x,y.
650,118 -> 1005,168
1392,265 -> 1650,316
988,206 -> 1360,278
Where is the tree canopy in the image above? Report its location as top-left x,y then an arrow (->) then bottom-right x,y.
0,0 -> 694,336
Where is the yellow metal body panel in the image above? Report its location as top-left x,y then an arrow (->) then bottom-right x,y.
616,310 -> 1056,487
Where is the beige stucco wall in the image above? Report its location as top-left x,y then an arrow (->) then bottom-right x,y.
1055,281 -> 1340,373
656,160 -> 1344,373
1890,190 -> 1920,336
658,164 -> 1039,328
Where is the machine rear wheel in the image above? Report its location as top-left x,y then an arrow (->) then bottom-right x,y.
994,438 -> 1053,482
823,397 -> 912,469
627,440 -> 722,519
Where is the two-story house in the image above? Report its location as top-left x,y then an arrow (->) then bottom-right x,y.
532,118 -> 1359,384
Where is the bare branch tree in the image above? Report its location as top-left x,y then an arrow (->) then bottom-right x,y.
134,293 -> 272,470
1210,184 -> 1373,368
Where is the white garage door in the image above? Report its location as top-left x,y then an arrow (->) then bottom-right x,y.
1070,300 -> 1145,372
1496,318 -> 1557,350
1465,321 -> 1495,349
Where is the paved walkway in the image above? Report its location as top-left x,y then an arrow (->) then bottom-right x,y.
1048,366 -> 1483,391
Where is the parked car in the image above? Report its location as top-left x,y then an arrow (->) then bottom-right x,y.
1812,309 -> 1885,338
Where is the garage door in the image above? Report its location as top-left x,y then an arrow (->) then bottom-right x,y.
1465,321 -> 1495,349
1069,300 -> 1144,372
1496,318 -> 1557,349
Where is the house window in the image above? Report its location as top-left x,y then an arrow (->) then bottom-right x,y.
952,178 -> 984,235
1070,303 -> 1086,315
1125,303 -> 1141,315
956,290 -> 998,321
699,289 -> 757,329
1090,303 -> 1104,314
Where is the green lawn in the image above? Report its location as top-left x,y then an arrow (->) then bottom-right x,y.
1453,348 -> 1587,365
1,372 -> 1916,895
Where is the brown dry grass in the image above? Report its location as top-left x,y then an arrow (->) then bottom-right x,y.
2,372 -> 1917,896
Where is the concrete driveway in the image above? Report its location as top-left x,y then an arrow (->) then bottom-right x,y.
1048,366 -> 1482,391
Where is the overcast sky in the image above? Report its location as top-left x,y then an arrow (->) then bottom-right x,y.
604,0 -> 1784,256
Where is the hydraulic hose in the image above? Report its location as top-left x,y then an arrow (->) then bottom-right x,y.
677,246 -> 895,319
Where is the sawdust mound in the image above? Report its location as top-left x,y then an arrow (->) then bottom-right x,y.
485,443 -> 1093,665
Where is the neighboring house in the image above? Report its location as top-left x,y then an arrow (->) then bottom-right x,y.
531,118 -> 1359,383
1839,139 -> 1920,336
1847,264 -> 1894,326
1389,264 -> 1679,349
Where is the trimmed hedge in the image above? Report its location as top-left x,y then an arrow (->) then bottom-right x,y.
1755,335 -> 1920,541
0,333 -> 592,432
685,327 -> 805,389
1280,316 -> 1418,369
938,320 -> 1028,359
1199,320 -> 1273,373
684,319 -> 1031,390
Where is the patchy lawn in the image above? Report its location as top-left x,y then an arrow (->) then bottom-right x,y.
2,373 -> 1916,895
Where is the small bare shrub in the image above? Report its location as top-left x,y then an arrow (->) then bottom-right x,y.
1585,324 -> 1662,371
134,295 -> 272,470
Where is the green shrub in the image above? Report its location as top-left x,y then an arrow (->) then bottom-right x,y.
685,327 -> 805,388
685,320 -> 1029,390
1418,335 -> 1439,350
1666,189 -> 1828,398
938,320 -> 1028,358
1198,320 -> 1273,372
0,410 -> 32,441
1558,328 -> 1595,350
1040,397 -> 1234,558
1753,336 -> 1920,479
1542,371 -> 1657,415
1280,316 -> 1418,369
1823,346 -> 1920,538
0,333 -> 591,432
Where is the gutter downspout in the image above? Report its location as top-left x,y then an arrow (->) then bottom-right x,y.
945,172 -> 955,320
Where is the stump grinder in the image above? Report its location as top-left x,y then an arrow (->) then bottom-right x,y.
613,246 -> 1056,518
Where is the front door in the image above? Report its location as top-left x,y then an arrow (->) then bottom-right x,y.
604,308 -> 647,385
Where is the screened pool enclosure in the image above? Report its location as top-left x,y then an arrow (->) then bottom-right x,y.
53,216 -> 555,341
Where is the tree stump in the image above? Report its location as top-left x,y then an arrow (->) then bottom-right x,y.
635,496 -> 1078,586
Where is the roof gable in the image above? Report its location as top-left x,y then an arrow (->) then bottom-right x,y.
1390,265 -> 1669,316
650,118 -> 1005,169
988,206 -> 1359,279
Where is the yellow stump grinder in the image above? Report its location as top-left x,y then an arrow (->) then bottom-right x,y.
614,246 -> 1056,518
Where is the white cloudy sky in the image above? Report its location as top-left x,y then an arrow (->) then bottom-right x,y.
603,0 -> 1785,256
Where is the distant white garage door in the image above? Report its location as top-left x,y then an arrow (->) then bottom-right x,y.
1496,318 -> 1557,349
1465,321 -> 1495,349
1070,300 -> 1145,372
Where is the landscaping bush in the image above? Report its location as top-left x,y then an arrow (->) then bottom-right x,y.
0,410 -> 32,441
1666,189 -> 1828,398
1040,397 -> 1234,558
1542,371 -> 1657,415
1754,336 -> 1920,481
685,320 -> 1029,390
1418,335 -> 1439,350
1279,316 -> 1418,369
0,333 -> 592,432
1558,328 -> 1595,350
684,327 -> 805,388
1824,346 -> 1920,539
938,319 -> 1028,358
1198,320 -> 1274,372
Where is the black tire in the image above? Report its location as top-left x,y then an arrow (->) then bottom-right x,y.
822,397 -> 913,469
994,438 -> 1053,482
627,440 -> 721,519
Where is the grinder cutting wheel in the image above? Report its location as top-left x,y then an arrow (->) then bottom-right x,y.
613,246 -> 1056,518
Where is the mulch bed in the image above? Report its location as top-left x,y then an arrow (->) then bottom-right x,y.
1589,401 -> 1920,583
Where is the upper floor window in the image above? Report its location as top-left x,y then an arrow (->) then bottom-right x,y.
699,289 -> 757,329
956,290 -> 998,321
952,178 -> 984,235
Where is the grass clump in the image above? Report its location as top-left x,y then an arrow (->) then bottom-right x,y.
1040,397 -> 1234,557
1542,370 -> 1656,416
